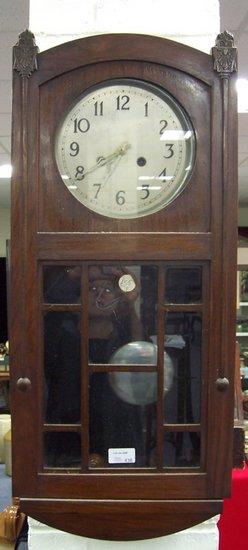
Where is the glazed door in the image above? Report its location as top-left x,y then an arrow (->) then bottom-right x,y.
41,261 -> 206,472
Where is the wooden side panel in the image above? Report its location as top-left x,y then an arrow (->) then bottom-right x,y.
205,71 -> 238,498
10,72 -> 39,497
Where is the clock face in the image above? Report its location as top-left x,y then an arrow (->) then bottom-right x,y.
55,79 -> 196,219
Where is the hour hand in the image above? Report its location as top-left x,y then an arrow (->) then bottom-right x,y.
81,142 -> 131,179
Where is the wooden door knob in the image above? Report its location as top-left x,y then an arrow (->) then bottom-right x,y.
16,377 -> 31,392
215,377 -> 229,391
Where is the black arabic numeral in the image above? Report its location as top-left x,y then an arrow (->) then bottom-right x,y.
69,142 -> 79,156
164,143 -> 174,159
159,120 -> 168,135
116,95 -> 130,110
159,167 -> 167,180
141,184 -> 150,199
116,190 -> 125,205
93,184 -> 101,199
73,118 -> 90,133
75,166 -> 85,180
144,102 -> 149,117
94,101 -> 103,116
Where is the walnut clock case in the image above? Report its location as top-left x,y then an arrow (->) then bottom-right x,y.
10,31 -> 238,540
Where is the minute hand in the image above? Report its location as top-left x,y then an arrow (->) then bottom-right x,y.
82,142 -> 131,178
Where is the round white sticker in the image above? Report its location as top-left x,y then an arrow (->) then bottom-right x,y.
118,274 -> 136,293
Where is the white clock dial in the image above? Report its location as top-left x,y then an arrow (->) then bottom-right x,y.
55,79 -> 195,219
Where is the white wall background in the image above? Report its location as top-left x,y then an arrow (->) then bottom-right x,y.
30,0 -> 220,52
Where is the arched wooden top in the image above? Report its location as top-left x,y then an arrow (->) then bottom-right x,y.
36,33 -> 214,85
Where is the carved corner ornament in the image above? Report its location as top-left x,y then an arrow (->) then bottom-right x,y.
212,30 -> 237,79
13,29 -> 39,78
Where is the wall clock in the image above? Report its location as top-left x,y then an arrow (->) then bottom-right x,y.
10,30 -> 237,540
55,79 -> 196,218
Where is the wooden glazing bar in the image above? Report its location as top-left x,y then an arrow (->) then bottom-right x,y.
41,304 -> 82,311
156,265 -> 166,470
163,424 -> 201,432
43,467 -> 156,475
163,260 -> 206,267
199,263 -> 209,470
43,424 -> 81,432
163,467 -> 202,473
43,468 -> 82,474
88,467 -> 158,473
81,265 -> 89,471
162,304 -> 203,312
38,264 -> 45,472
89,364 -> 157,372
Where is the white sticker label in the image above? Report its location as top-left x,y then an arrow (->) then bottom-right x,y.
108,448 -> 136,464
118,274 -> 136,293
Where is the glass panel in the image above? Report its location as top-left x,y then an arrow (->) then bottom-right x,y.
44,312 -> 81,423
44,432 -> 81,468
236,271 -> 248,398
163,431 -> 200,467
165,266 -> 202,303
89,372 -> 157,468
43,266 -> 81,303
88,265 -> 158,364
164,312 -> 202,423
239,270 -> 248,303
